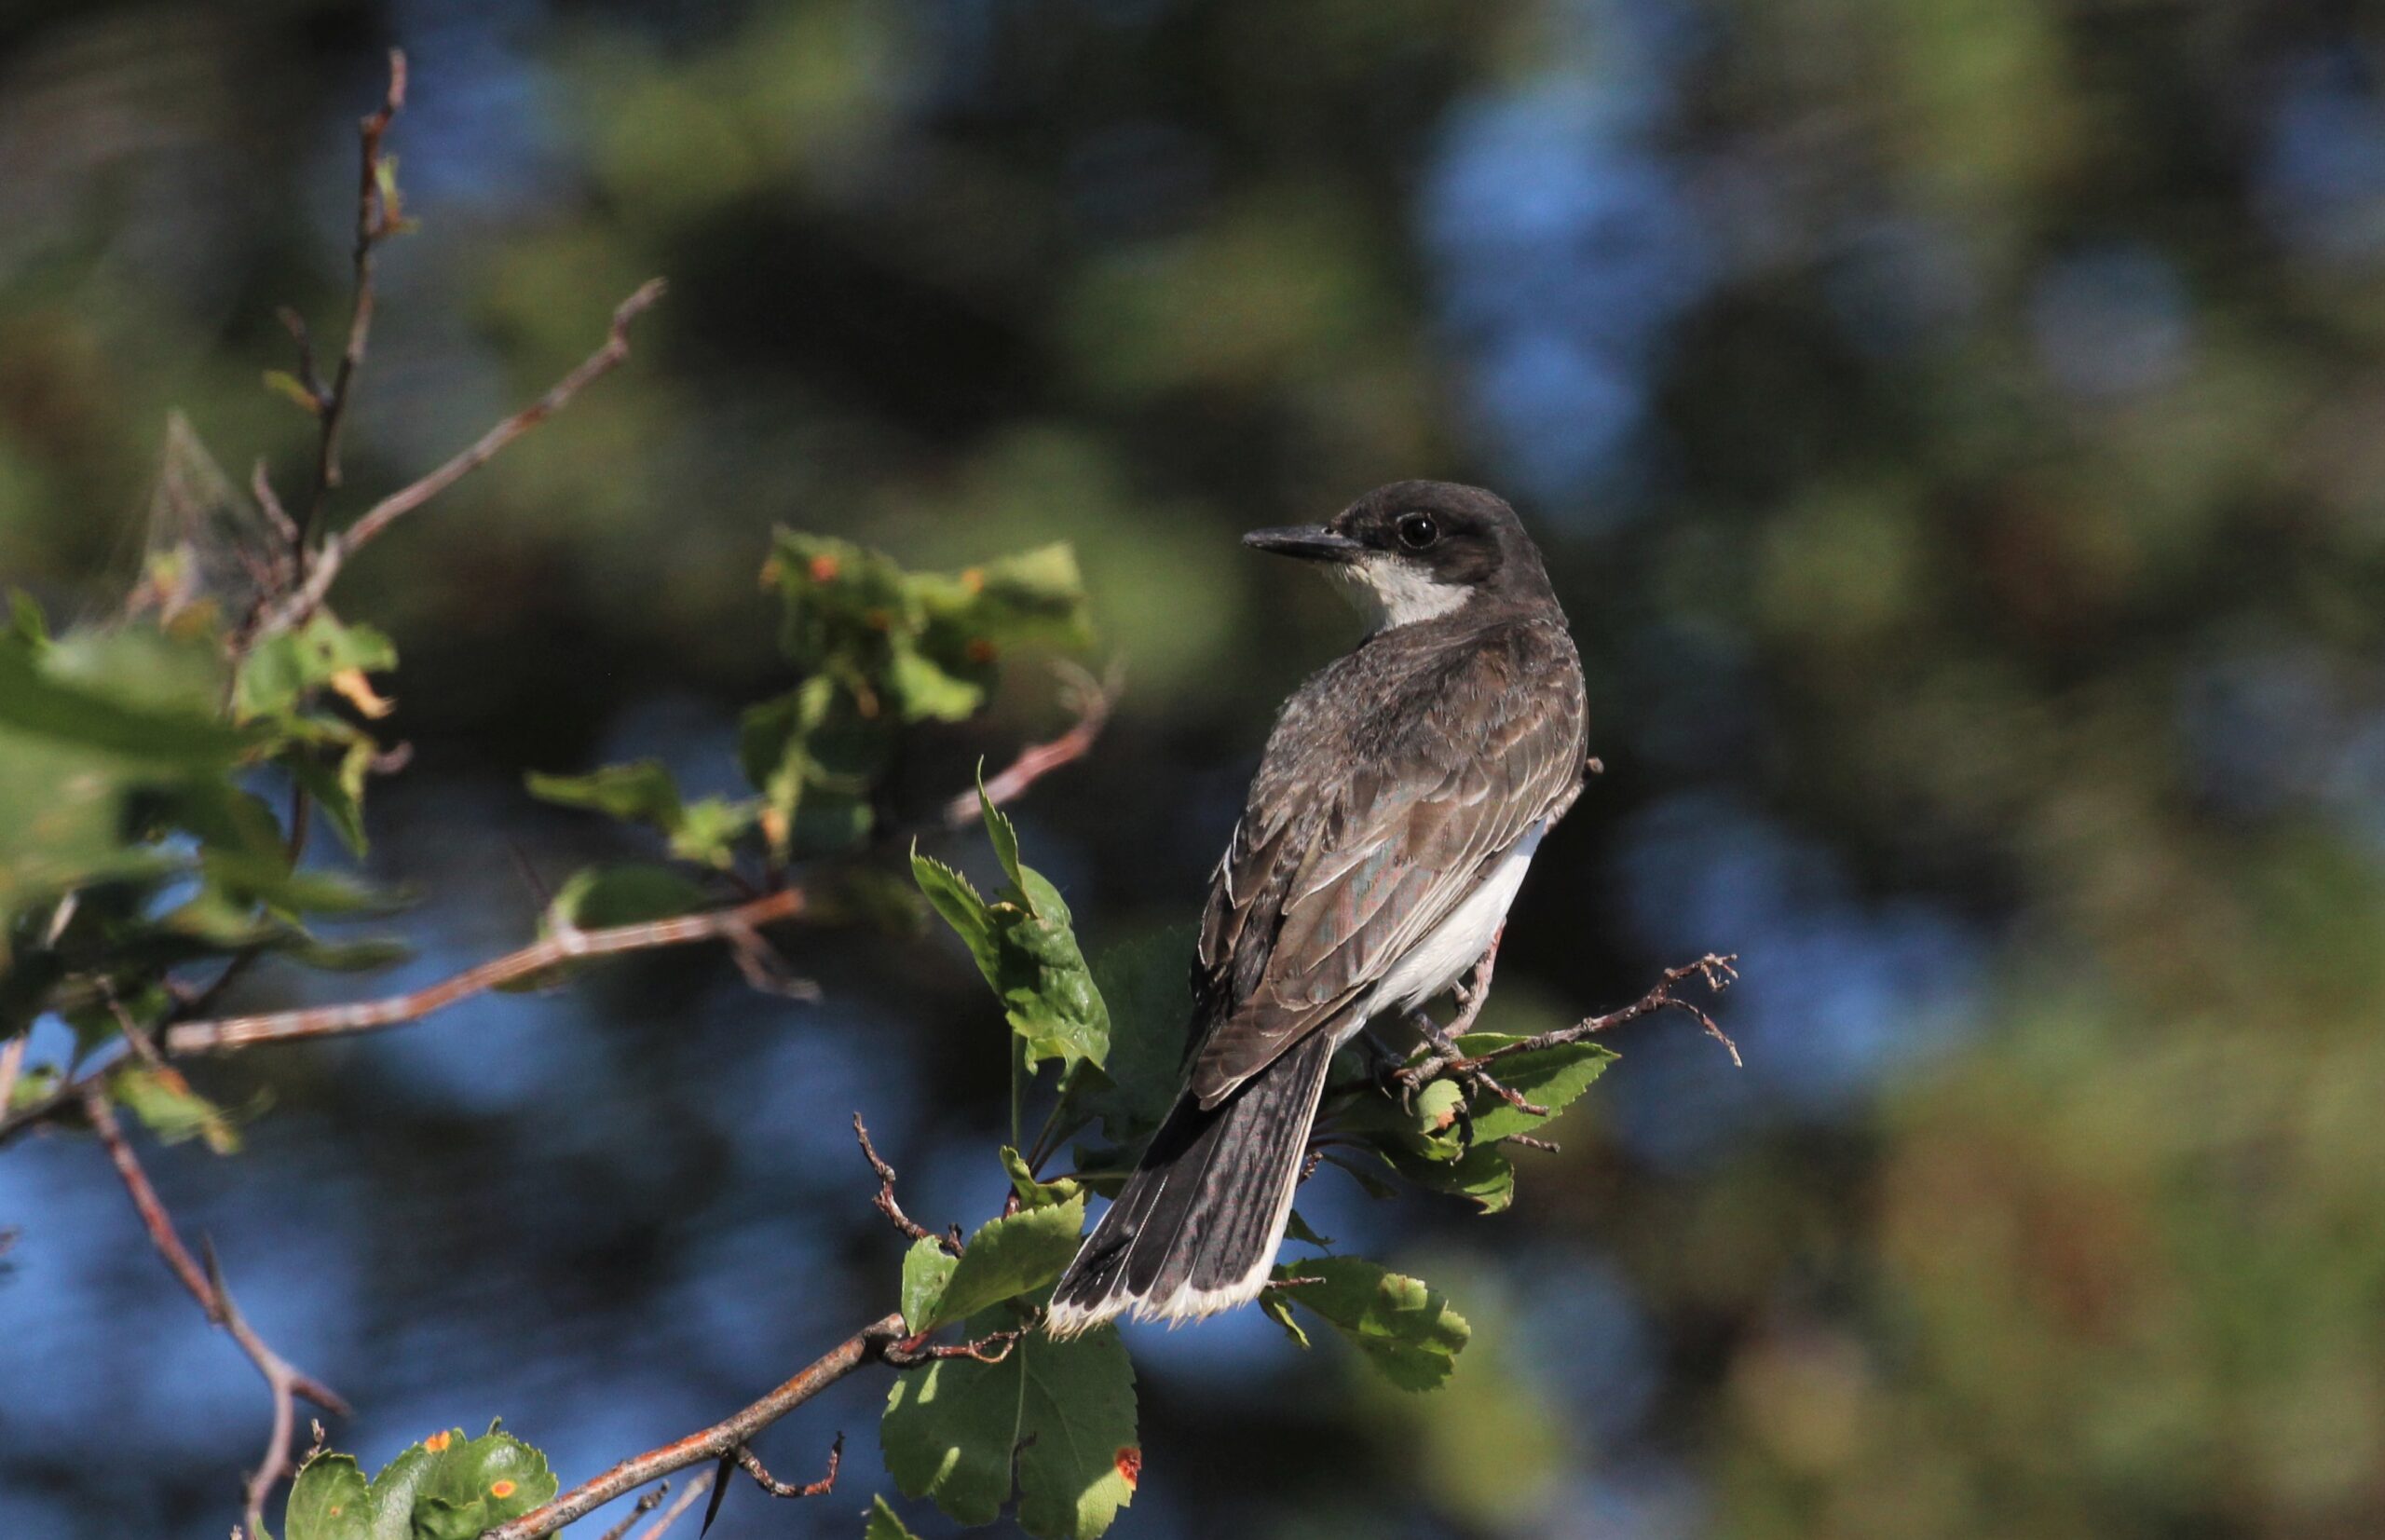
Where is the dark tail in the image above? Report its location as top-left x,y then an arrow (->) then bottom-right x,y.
1045,1029 -> 1340,1335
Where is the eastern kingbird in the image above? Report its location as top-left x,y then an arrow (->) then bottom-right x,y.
1047,481 -> 1588,1334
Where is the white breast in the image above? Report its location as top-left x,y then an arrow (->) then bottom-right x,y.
1352,821 -> 1546,1027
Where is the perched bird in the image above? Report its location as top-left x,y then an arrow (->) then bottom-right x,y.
1047,481 -> 1588,1334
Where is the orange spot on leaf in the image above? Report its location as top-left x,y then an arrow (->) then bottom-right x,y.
490,1479 -> 517,1499
1114,1447 -> 1141,1489
423,1431 -> 451,1452
961,566 -> 984,593
965,638 -> 998,664
808,553 -> 842,582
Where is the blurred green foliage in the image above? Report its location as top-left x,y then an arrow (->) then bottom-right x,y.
6,0 -> 2385,1536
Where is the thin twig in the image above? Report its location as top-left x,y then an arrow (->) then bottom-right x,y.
80,1086 -> 346,1538
1478,953 -> 1741,1069
264,278 -> 668,636
935,660 -> 1114,830
883,1327 -> 1022,1367
699,1435 -> 839,1533
0,1035 -> 24,1121
593,1483 -> 668,1540
852,1112 -> 948,1250
303,48 -> 408,541
164,885 -> 806,1055
476,1314 -> 906,1540
626,1474 -> 710,1540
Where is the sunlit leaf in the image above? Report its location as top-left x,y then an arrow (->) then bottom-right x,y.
1277,1257 -> 1469,1392
882,1307 -> 1137,1539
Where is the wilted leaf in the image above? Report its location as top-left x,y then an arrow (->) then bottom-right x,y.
882,1308 -> 1137,1539
1278,1257 -> 1470,1391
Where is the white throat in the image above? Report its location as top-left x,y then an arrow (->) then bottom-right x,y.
1330,555 -> 1470,631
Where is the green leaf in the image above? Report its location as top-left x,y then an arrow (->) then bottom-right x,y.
976,771 -> 1026,897
282,1451 -> 371,1540
525,760 -> 683,834
668,796 -> 758,868
1448,1034 -> 1617,1143
1002,1145 -> 1082,1208
924,1195 -> 1087,1332
0,628 -> 252,765
1382,1139 -> 1517,1214
1278,1257 -> 1470,1392
882,1310 -> 1138,1539
549,865 -> 712,931
1258,1288 -> 1312,1351
865,1495 -> 922,1540
1284,1209 -> 1334,1248
913,839 -> 1110,1079
109,1062 -> 243,1154
1064,927 -> 1197,1146
901,1237 -> 959,1336
235,614 -> 397,724
404,1424 -> 557,1539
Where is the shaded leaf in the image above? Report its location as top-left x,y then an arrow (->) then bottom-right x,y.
1278,1257 -> 1470,1392
109,1062 -> 243,1155
1448,1034 -> 1616,1143
901,1237 -> 959,1337
525,760 -> 684,834
1064,926 -> 1197,1147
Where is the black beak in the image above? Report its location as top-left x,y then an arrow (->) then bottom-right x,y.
1242,525 -> 1367,563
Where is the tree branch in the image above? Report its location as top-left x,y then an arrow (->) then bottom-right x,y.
80,1085 -> 347,1538
161,680 -> 1108,1057
1475,952 -> 1742,1068
163,885 -> 806,1055
263,277 -> 667,636
475,1315 -> 906,1540
302,47 -> 409,543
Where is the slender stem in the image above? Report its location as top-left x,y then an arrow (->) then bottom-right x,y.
165,886 -> 806,1055
476,1315 -> 905,1540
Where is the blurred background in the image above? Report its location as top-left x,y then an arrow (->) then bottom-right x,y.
6,0 -> 2385,1535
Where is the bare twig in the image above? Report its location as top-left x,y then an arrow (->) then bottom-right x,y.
698,1434 -> 839,1533
1479,952 -> 1741,1069
264,278 -> 667,636
853,1112 -> 948,1250
1388,931 -> 1547,1121
0,1035 -> 24,1121
884,1326 -> 1023,1367
164,885 -> 806,1055
476,1314 -> 906,1540
626,1474 -> 710,1540
934,660 -> 1114,830
79,1086 -> 346,1537
593,1483 -> 668,1540
303,48 -> 409,541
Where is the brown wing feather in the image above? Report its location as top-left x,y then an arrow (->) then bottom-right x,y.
1186,616 -> 1585,1107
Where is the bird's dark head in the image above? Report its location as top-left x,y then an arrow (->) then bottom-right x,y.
1243,481 -> 1556,629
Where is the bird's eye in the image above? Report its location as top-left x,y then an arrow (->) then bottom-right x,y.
1396,513 -> 1438,550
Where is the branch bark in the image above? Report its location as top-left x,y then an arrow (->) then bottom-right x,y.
262,277 -> 667,637
476,1314 -> 906,1540
164,885 -> 805,1055
80,1085 -> 347,1539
